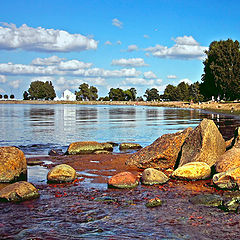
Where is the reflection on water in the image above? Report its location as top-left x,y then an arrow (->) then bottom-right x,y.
0,103 -> 240,156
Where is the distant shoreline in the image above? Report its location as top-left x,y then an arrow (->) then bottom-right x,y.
1,100 -> 240,115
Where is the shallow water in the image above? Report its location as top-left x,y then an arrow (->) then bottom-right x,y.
1,104 -> 240,156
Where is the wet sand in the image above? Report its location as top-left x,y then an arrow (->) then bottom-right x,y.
1,153 -> 240,239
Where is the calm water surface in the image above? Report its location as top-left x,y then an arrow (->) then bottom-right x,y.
1,103 -> 240,156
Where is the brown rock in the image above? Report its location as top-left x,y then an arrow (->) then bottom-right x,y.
215,147 -> 240,173
178,119 -> 226,167
171,162 -> 211,180
141,168 -> 169,185
66,141 -> 113,155
126,127 -> 192,169
0,181 -> 39,202
0,146 -> 27,182
47,164 -> 77,183
119,142 -> 142,150
213,167 -> 240,189
108,172 -> 138,188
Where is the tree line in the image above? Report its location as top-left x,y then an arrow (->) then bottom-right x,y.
23,39 -> 240,102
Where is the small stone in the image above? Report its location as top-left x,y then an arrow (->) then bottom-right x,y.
171,162 -> 211,180
94,150 -> 111,154
190,194 -> 223,207
48,149 -> 63,156
47,164 -> 77,183
119,143 -> 142,150
141,168 -> 169,185
0,181 -> 39,202
27,160 -> 44,166
108,172 -> 138,189
220,198 -> 240,212
145,198 -> 162,208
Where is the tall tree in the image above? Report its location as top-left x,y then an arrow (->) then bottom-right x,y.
109,88 -> 125,101
201,39 -> 240,100
177,82 -> 190,101
163,84 -> 178,100
76,83 -> 98,101
144,88 -> 160,101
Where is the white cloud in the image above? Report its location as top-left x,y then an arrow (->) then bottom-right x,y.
179,78 -> 192,84
0,23 -> 98,52
143,71 -> 157,79
9,79 -> 21,88
144,34 -> 150,39
112,58 -> 148,67
112,18 -> 123,28
31,76 -> 55,82
122,78 -> 155,86
117,40 -> 122,45
0,75 -> 7,83
145,36 -> 208,60
84,77 -> 106,86
156,79 -> 163,85
167,75 -> 177,79
104,41 -> 112,45
31,56 -> 64,66
58,60 -> 92,70
127,44 -> 138,52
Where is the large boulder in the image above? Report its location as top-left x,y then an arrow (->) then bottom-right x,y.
0,181 -> 39,202
215,147 -> 240,173
66,141 -> 113,155
213,167 -> 240,189
0,146 -> 27,182
171,162 -> 211,180
108,172 -> 139,189
141,168 -> 169,185
47,164 -> 77,183
126,127 -> 192,169
178,119 -> 226,168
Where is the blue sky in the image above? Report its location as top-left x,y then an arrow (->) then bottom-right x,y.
0,0 -> 239,99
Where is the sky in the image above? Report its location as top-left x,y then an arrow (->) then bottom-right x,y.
0,0 -> 240,99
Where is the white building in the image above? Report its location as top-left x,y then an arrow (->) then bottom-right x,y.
54,89 -> 76,101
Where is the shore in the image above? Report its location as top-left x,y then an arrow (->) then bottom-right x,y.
2,99 -> 240,114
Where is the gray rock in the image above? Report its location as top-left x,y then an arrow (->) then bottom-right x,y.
189,194 -> 223,207
141,168 -> 169,185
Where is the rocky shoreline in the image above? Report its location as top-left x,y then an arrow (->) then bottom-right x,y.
2,119 -> 240,238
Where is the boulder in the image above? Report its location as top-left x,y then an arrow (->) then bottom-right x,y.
178,119 -> 226,168
47,164 -> 77,183
215,147 -> 240,173
171,162 -> 211,180
108,172 -> 138,189
0,181 -> 39,202
126,127 -> 192,169
213,167 -> 240,189
141,168 -> 169,185
66,141 -> 113,155
0,146 -> 27,182
189,194 -> 223,207
119,143 -> 142,150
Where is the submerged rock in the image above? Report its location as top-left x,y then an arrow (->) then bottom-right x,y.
66,141 -> 113,155
190,194 -> 223,207
48,149 -> 64,156
215,147 -> 240,173
213,167 -> 240,189
119,143 -> 142,150
108,172 -> 138,189
94,150 -> 111,154
0,181 -> 39,202
141,168 -> 169,185
0,146 -> 27,183
172,162 -> 211,180
178,119 -> 226,168
145,198 -> 162,208
47,164 -> 77,183
126,127 -> 192,169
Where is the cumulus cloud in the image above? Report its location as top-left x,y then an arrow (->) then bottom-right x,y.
143,71 -> 157,79
31,76 -> 55,82
156,79 -> 163,85
167,75 -> 177,79
112,18 -> 123,28
179,78 -> 192,84
127,44 -> 138,52
112,58 -> 148,67
31,56 -> 64,66
122,78 -> 155,86
58,60 -> 92,70
145,36 -> 208,60
0,75 -> 7,83
9,79 -> 21,88
0,23 -> 98,52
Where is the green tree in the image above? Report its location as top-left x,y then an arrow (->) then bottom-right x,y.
23,91 -> 29,100
76,83 -> 98,101
163,84 -> 178,100
201,39 -> 240,100
189,82 -> 204,102
28,81 -> 56,100
129,88 -> 137,101
144,88 -> 160,101
89,86 -> 98,100
109,88 -> 125,101
177,82 -> 190,101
